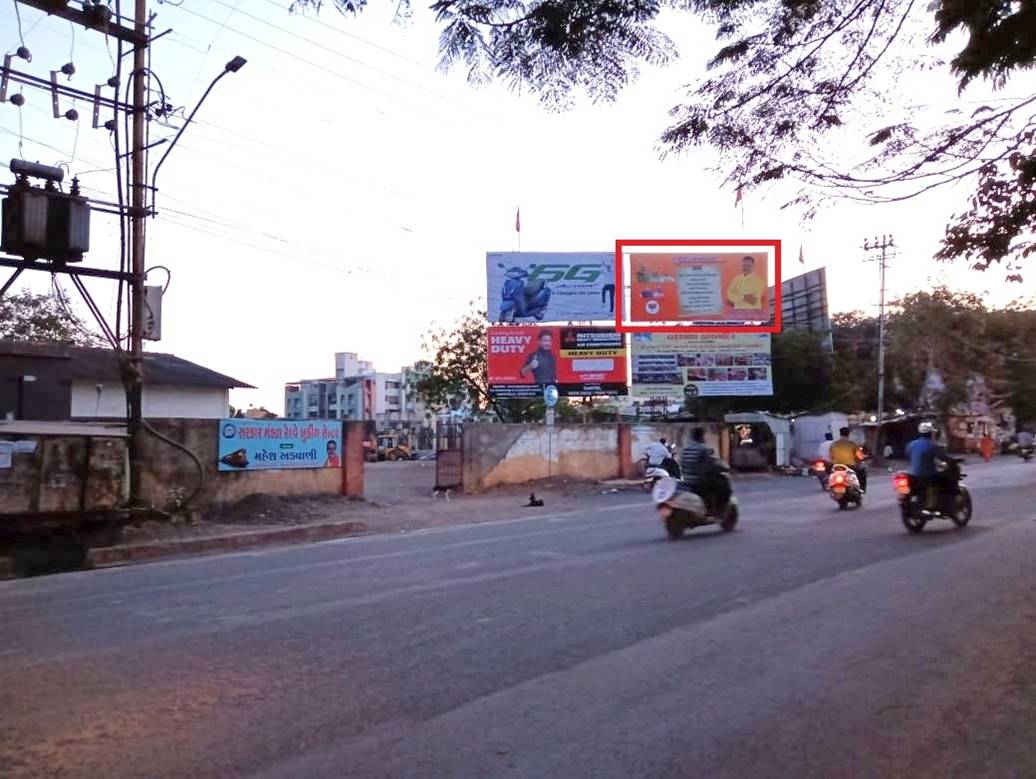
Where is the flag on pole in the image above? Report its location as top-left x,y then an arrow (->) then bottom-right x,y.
515,207 -> 521,233
735,186 -> 742,207
799,245 -> 805,265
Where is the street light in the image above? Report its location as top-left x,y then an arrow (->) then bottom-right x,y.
149,55 -> 248,213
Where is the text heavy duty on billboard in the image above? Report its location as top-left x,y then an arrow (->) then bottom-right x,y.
487,326 -> 629,398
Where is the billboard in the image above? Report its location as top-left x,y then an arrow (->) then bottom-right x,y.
630,333 -> 773,398
627,252 -> 770,324
769,267 -> 832,350
217,418 -> 343,471
488,326 -> 628,398
486,252 -> 615,323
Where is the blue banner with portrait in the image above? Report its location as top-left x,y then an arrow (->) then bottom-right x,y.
217,419 -> 343,471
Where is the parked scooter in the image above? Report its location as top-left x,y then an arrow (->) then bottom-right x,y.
652,475 -> 739,540
828,464 -> 863,510
893,457 -> 972,533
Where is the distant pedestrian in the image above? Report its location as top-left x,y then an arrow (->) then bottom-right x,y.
883,443 -> 893,460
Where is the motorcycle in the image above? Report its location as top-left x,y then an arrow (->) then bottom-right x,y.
652,474 -> 739,540
828,464 -> 862,510
497,264 -> 552,322
812,459 -> 831,491
1019,446 -> 1034,462
893,457 -> 972,533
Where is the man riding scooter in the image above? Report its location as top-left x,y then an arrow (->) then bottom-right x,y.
643,438 -> 680,479
830,427 -> 867,493
679,427 -> 731,513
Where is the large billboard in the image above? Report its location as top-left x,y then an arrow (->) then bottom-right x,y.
218,418 -> 343,471
488,326 -> 628,398
769,267 -> 832,349
486,252 -> 615,323
630,333 -> 773,398
627,252 -> 770,324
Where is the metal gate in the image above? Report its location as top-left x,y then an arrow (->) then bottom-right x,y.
434,422 -> 463,493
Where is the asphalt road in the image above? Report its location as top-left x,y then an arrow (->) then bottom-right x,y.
3,460 -> 1035,778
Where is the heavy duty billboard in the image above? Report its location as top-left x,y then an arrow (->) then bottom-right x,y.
486,252 -> 615,323
630,333 -> 774,398
487,326 -> 628,398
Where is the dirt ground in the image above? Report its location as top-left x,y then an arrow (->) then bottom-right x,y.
114,460 -> 641,548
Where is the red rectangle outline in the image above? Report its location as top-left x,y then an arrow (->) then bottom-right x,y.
614,239 -> 782,334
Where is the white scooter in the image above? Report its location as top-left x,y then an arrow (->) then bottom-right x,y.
828,464 -> 863,510
652,475 -> 739,540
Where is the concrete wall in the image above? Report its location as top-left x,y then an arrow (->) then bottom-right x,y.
1,419 -> 366,520
0,436 -> 126,516
71,382 -> 229,420
463,424 -> 620,491
140,419 -> 365,513
462,422 -> 728,492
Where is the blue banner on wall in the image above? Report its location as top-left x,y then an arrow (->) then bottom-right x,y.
217,419 -> 343,471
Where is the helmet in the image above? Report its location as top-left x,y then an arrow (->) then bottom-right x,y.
918,421 -> 934,435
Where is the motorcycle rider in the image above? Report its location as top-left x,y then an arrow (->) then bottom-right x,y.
905,421 -> 947,501
1018,428 -> 1034,450
644,438 -> 681,478
830,426 -> 867,493
679,427 -> 730,513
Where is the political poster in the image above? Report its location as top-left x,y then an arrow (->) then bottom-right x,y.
486,252 -> 615,323
488,325 -> 628,398
628,252 -> 769,324
217,418 -> 343,471
630,333 -> 773,398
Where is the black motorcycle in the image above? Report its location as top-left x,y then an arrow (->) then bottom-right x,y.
893,457 -> 972,534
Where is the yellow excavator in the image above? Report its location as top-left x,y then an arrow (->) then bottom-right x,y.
376,433 -> 413,461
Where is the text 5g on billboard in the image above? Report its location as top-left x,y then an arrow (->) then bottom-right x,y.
486,252 -> 616,324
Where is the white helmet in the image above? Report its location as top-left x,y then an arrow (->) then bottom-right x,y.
918,421 -> 934,435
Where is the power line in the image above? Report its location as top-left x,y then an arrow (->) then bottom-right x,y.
206,0 -> 476,113
166,2 -> 476,126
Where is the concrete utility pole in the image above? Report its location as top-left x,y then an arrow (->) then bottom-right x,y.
863,235 -> 895,466
127,0 -> 148,505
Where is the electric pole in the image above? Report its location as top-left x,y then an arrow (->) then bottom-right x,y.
127,0 -> 149,506
863,235 -> 895,466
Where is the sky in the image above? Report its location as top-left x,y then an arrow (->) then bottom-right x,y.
1,0 -> 1032,412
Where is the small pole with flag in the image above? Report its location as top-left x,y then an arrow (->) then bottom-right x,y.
515,206 -> 521,252
799,245 -> 806,266
735,186 -> 744,232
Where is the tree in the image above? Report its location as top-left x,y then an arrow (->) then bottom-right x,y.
0,287 -> 105,347
769,330 -> 834,413
415,305 -> 554,422
293,0 -> 1035,277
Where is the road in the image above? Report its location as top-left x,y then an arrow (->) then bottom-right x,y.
2,460 -> 1035,778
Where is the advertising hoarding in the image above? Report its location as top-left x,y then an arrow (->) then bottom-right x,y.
217,418 -> 343,471
630,333 -> 773,398
488,326 -> 628,398
487,252 -> 615,323
768,267 -> 832,350
628,252 -> 770,324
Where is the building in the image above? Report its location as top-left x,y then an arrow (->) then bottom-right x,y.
284,352 -> 430,436
0,341 -> 251,421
